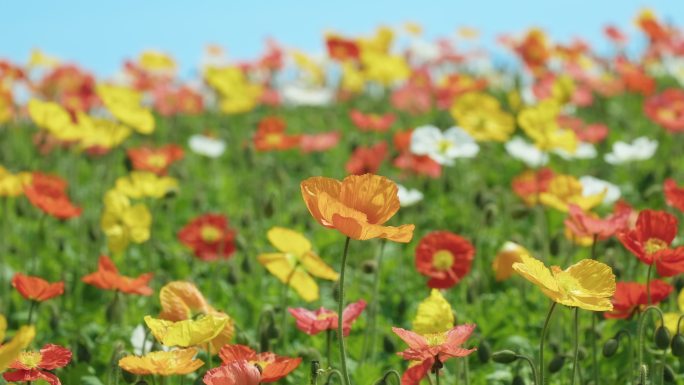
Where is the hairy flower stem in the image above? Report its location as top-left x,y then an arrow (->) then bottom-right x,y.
570,307 -> 580,385
337,237 -> 352,385
539,301 -> 557,385
326,329 -> 333,369
637,306 -> 665,383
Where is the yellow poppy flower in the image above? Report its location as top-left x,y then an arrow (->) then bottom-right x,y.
100,189 -> 152,253
139,50 -> 176,73
359,26 -> 394,55
512,254 -> 616,311
451,93 -> 515,142
412,289 -> 454,335
492,242 -> 530,281
258,227 -> 339,302
539,175 -> 605,212
28,99 -> 82,141
0,166 -> 32,197
204,66 -> 263,114
663,289 -> 684,335
115,171 -> 178,199
76,113 -> 131,150
144,314 -> 227,348
97,84 -> 155,134
28,49 -> 60,68
517,100 -> 577,153
361,52 -> 410,86
341,62 -> 365,94
0,315 -> 35,372
119,348 -> 203,376
404,22 -> 423,35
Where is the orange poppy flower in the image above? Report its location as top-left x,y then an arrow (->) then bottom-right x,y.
24,172 -> 81,219
300,174 -> 415,242
415,231 -> 474,289
325,36 -> 360,61
127,144 -> 184,175
299,131 -> 341,153
345,142 -> 388,175
204,360 -> 261,385
177,214 -> 236,261
82,256 -> 153,296
3,344 -> 72,385
253,116 -> 300,152
664,179 -> 684,212
349,110 -> 395,132
644,89 -> 684,133
511,168 -> 554,206
11,274 -> 64,302
218,344 -> 301,383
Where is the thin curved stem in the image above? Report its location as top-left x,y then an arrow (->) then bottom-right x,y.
637,306 -> 665,382
372,370 -> 402,385
337,237 -> 352,385
516,354 -> 538,385
570,307 -> 580,385
361,239 -> 386,361
326,329 -> 333,369
539,301 -> 558,385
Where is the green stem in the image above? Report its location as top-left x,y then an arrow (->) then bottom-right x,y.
516,354 -> 538,385
27,301 -> 37,325
570,307 -> 580,385
337,237 -> 352,385
645,263 -> 653,305
591,313 -> 599,385
279,261 -> 299,348
434,368 -> 440,385
326,329 -> 333,369
463,357 -> 470,385
361,239 -> 385,361
539,301 -> 558,385
372,370 -> 401,385
637,306 -> 665,382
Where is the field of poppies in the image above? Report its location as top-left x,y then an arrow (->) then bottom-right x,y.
2,8 -> 684,385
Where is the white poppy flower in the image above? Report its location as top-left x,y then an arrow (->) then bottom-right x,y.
504,136 -> 549,167
189,134 -> 226,158
554,142 -> 597,160
281,84 -> 333,107
410,125 -> 479,165
396,184 -> 424,207
579,176 -> 621,205
604,137 -> 658,164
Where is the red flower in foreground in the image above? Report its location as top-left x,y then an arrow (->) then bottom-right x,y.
644,89 -> 684,133
415,231 -> 475,289
605,280 -> 673,319
24,172 -> 81,219
288,299 -> 366,336
219,345 -> 301,383
299,131 -> 341,153
204,360 -> 261,385
3,344 -> 72,385
345,142 -> 388,175
11,274 -> 64,302
178,214 -> 237,261
349,110 -> 395,132
82,256 -> 154,295
253,117 -> 300,151
393,324 -> 476,385
664,179 -> 684,212
127,144 -> 184,175
617,210 -> 684,277
564,204 -> 631,240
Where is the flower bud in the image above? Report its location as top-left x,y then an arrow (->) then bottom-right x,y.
491,350 -> 518,364
671,334 -> 684,357
361,260 -> 377,274
548,355 -> 565,373
602,338 -> 619,357
655,326 -> 671,350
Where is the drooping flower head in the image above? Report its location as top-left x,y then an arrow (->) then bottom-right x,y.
415,231 -> 474,289
178,214 -> 237,261
82,256 -> 153,295
258,227 -> 338,302
288,299 -> 366,336
3,344 -> 71,385
218,344 -> 301,383
11,274 -> 64,302
300,174 -> 414,242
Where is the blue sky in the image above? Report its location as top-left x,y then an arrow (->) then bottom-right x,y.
2,1 -> 682,77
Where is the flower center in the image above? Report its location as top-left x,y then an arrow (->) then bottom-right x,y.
644,238 -> 668,255
316,311 -> 337,321
18,351 -> 42,369
437,139 -> 453,154
432,250 -> 454,271
147,154 -> 168,168
265,133 -> 283,146
200,225 -> 222,243
424,332 -> 447,347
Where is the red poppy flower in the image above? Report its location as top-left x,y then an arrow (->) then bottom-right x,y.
605,280 -> 673,319
11,274 -> 64,302
178,214 -> 237,261
617,210 -> 684,277
644,89 -> 684,133
127,144 -> 184,175
325,36 -> 360,61
288,299 -> 366,336
24,172 -> 81,219
435,74 -> 487,109
615,58 -> 655,96
511,168 -> 555,206
3,344 -> 72,385
204,360 -> 261,385
391,84 -> 432,115
152,85 -> 204,116
393,130 -> 441,178
664,179 -> 684,212
604,25 -> 627,45
349,110 -> 395,132
218,345 -> 301,383
82,256 -> 154,295
345,142 -> 388,175
415,231 -> 475,289
564,204 -> 631,240
253,117 -> 300,151
299,131 -> 341,153
393,324 -> 476,385
557,116 -> 609,143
